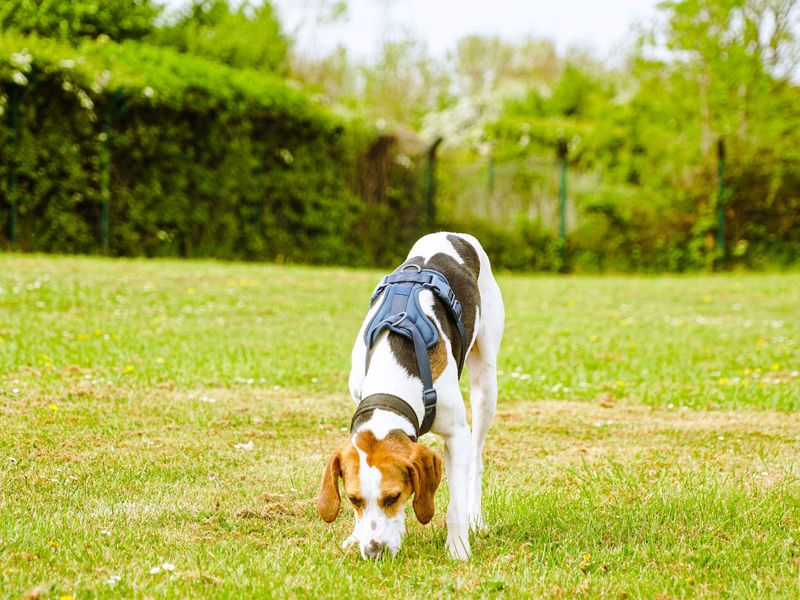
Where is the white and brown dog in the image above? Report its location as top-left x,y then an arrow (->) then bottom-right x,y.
317,232 -> 504,560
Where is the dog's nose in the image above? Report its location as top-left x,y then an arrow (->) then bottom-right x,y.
364,539 -> 384,558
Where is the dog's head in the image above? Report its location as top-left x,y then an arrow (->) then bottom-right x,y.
317,430 -> 443,559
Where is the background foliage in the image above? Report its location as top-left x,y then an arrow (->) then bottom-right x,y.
1,0 -> 799,271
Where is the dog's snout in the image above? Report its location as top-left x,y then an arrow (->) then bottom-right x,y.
363,538 -> 385,558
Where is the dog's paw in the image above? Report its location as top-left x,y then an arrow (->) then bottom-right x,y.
445,535 -> 471,560
341,535 -> 357,551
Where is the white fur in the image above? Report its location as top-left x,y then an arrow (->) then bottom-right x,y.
347,232 -> 504,560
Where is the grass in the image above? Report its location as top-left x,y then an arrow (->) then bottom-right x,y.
0,254 -> 799,598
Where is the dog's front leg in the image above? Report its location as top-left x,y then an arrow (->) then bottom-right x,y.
443,424 -> 472,560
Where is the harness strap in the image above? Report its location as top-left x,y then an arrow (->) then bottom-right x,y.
350,394 -> 420,442
360,265 -> 468,438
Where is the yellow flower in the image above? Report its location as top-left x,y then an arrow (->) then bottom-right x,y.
156,357 -> 165,364
49,404 -> 59,412
95,328 -> 103,336
579,554 -> 591,571
718,377 -> 728,385
48,540 -> 59,549
124,365 -> 135,373
771,363 -> 780,371
187,287 -> 196,295
616,380 -> 625,388
59,595 -> 74,600
77,333 -> 89,340
686,576 -> 696,585
756,338 -> 766,346
590,335 -> 599,342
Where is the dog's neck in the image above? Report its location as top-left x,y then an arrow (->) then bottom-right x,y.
351,408 -> 417,441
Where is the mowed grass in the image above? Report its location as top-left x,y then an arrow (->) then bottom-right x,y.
0,254 -> 799,598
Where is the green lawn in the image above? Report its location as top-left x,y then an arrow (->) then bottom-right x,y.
1,255 -> 799,598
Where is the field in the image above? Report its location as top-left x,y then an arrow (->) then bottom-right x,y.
1,254 -> 799,598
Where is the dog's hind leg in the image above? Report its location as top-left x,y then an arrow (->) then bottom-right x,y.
466,260 -> 504,532
466,342 -> 498,532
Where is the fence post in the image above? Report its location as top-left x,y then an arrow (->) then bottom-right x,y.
6,88 -> 22,247
97,91 -> 128,253
557,137 -> 569,271
424,137 -> 443,230
715,137 -> 726,268
98,116 -> 110,253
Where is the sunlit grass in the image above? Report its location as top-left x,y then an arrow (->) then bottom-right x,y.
1,255 -> 799,597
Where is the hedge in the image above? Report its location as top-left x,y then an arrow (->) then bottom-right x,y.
0,32 -> 425,266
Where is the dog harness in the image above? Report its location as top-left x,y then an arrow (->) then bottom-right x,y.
350,264 -> 468,438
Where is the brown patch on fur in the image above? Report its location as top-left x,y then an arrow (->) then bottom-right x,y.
317,431 -> 443,523
428,339 -> 449,379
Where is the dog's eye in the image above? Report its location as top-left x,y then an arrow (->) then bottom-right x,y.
382,493 -> 400,507
348,496 -> 363,508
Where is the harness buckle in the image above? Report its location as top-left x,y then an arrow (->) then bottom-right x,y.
422,387 -> 437,407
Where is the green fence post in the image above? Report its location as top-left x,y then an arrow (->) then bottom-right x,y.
424,137 -> 443,230
97,91 -> 128,253
99,117 -> 110,253
6,88 -> 21,247
557,137 -> 568,271
715,137 -> 726,268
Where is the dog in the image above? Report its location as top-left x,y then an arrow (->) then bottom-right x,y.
316,232 -> 504,560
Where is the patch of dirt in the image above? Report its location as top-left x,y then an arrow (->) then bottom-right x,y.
236,493 -> 313,521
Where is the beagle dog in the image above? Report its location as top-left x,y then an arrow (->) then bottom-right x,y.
317,232 -> 504,560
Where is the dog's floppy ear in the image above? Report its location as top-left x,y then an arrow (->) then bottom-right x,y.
317,448 -> 343,522
408,443 -> 443,524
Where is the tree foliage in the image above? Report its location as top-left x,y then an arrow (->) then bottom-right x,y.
0,0 -> 161,42
154,0 -> 289,73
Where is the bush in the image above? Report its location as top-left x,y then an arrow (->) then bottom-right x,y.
0,33 -> 426,265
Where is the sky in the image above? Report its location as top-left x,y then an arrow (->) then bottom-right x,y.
161,0 -> 665,63
271,0 -> 664,63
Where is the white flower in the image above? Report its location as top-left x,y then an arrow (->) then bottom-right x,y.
77,90 -> 94,111
278,148 -> 294,165
148,566 -> 161,574
107,575 -> 121,586
10,51 -> 33,71
143,86 -> 154,99
234,441 -> 254,451
59,59 -> 75,69
11,71 -> 28,86
161,562 -> 175,571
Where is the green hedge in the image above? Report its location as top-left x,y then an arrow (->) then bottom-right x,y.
0,33 -> 425,266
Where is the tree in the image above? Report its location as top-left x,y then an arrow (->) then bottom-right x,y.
0,0 -> 160,42
156,0 -> 288,74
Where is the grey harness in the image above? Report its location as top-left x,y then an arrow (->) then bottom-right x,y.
350,264 -> 467,439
